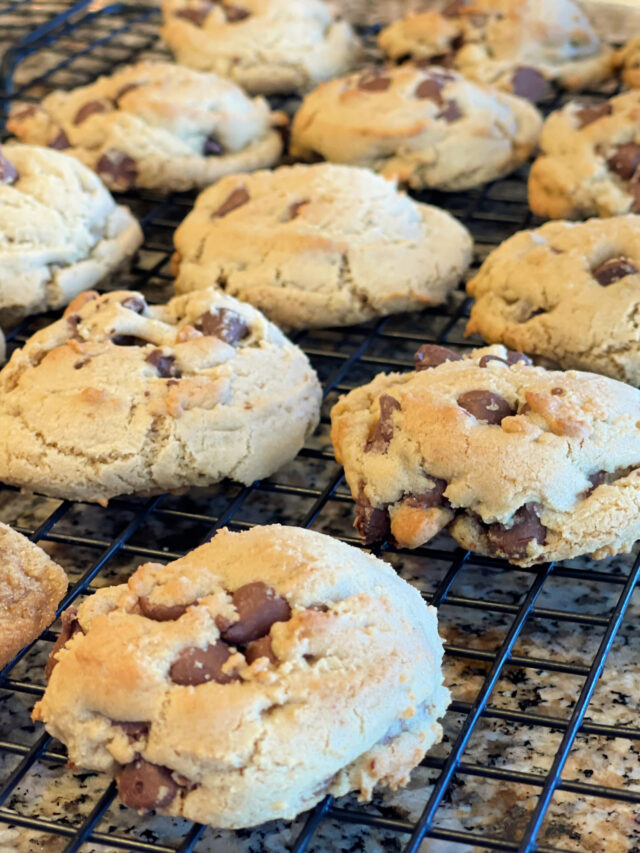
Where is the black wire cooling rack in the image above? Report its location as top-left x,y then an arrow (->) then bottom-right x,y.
1,5 -> 640,853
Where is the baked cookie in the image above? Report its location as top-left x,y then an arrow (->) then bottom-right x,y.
614,37 -> 640,90
528,91 -> 640,220
161,0 -> 360,96
331,343 -> 640,567
1,523 -> 68,670
289,65 -> 542,191
378,0 -> 614,100
172,163 -> 473,330
0,144 -> 141,326
7,63 -> 283,194
0,288 -> 321,503
466,216 -> 640,384
32,524 -> 449,827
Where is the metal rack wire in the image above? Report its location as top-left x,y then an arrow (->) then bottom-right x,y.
0,5 -> 639,852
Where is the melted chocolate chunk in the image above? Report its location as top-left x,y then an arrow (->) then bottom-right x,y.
415,78 -> 445,104
358,70 -> 391,92
593,256 -> 638,285
0,150 -> 18,184
97,149 -> 137,190
194,308 -> 249,344
170,641 -> 238,685
175,2 -> 212,24
486,503 -> 546,561
49,130 -> 70,150
607,142 -> 640,181
116,82 -> 141,101
211,186 -> 249,218
404,477 -> 447,508
587,470 -> 606,490
479,351 -> 531,368
224,4 -> 249,20
45,608 -> 82,681
414,344 -> 462,370
120,296 -> 146,314
576,101 -> 612,128
355,491 -> 390,545
365,394 -> 401,454
117,759 -> 178,812
438,99 -> 462,122
111,335 -> 149,347
245,635 -> 277,665
203,135 -> 224,156
139,597 -> 189,621
457,390 -> 515,424
74,100 -> 109,125
222,582 -> 291,645
511,67 -> 547,101
145,349 -> 181,379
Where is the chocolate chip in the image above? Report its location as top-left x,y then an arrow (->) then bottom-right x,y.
139,596 -> 189,621
438,100 -> 462,122
511,67 -> 547,101
576,101 -> 612,128
74,359 -> 89,369
222,582 -> 291,645
404,477 -> 447,508
365,394 -> 401,453
414,344 -> 462,370
97,149 -> 137,190
176,3 -> 212,24
74,100 -> 109,125
194,308 -> 249,345
355,491 -> 390,545
0,150 -> 18,184
211,186 -> 249,218
224,4 -> 249,20
117,759 -> 178,812
629,175 -> 640,213
203,135 -> 224,156
457,390 -> 515,424
116,82 -> 140,101
12,104 -> 38,120
426,51 -> 457,68
593,256 -> 638,285
67,314 -> 81,333
288,200 -> 308,220
607,142 -> 640,181
415,79 -> 445,104
49,130 -> 70,150
479,351 -> 531,368
111,335 -> 149,347
45,608 -> 81,681
245,635 -> 277,665
479,355 -> 508,368
170,641 -> 238,685
486,503 -> 546,561
145,349 -> 181,379
358,70 -> 391,92
120,296 -> 146,314
588,470 -> 606,490
551,387 -> 564,395
116,721 -> 150,738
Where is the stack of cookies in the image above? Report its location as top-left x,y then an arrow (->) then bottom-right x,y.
2,0 -> 640,836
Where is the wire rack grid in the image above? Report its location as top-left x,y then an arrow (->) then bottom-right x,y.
0,6 -> 640,853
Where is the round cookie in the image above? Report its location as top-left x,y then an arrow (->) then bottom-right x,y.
378,0 -> 614,100
0,288 -> 321,503
528,91 -> 640,220
289,65 -> 542,191
466,216 -> 640,384
7,62 -> 283,194
0,523 -> 68,670
32,524 -> 449,828
331,343 -> 640,567
161,0 -> 360,96
0,143 -> 141,325
172,163 -> 473,330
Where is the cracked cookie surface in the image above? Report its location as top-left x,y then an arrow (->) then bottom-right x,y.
161,0 -> 360,96
331,343 -> 640,566
289,64 -> 542,191
466,216 -> 640,384
0,523 -> 68,670
32,524 -> 449,828
7,62 -> 283,194
0,143 -> 141,325
0,288 -> 321,503
172,163 -> 473,330
378,0 -> 614,100
528,91 -> 640,220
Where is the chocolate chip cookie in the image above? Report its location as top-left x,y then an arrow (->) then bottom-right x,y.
7,62 -> 283,194
0,144 -> 141,325
172,163 -> 473,330
0,288 -> 321,503
33,524 -> 449,827
528,91 -> 640,220
331,343 -> 640,566
1,523 -> 68,670
466,216 -> 640,383
378,0 -> 614,100
614,36 -> 640,90
161,0 -> 360,96
289,65 -> 542,191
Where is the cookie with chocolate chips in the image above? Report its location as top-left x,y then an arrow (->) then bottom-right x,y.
0,288 -> 321,503
528,91 -> 640,220
290,64 -> 542,191
331,343 -> 640,566
161,0 -> 360,96
378,0 -> 614,100
173,163 -> 472,330
32,525 -> 449,827
7,62 -> 283,193
467,216 -> 640,384
0,143 -> 141,326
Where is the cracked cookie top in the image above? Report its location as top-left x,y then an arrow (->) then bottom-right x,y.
161,0 -> 360,96
528,91 -> 640,220
0,288 -> 321,503
33,524 -> 448,828
173,163 -> 473,330
378,0 -> 614,99
331,343 -> 640,566
7,62 -> 283,194
466,216 -> 640,384
0,143 -> 142,325
289,64 -> 542,191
